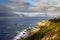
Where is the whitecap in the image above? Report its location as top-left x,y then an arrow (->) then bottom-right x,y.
13,29 -> 29,40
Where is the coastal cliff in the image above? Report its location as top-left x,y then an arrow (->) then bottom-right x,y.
23,18 -> 60,40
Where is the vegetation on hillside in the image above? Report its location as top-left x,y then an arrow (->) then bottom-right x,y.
23,18 -> 60,40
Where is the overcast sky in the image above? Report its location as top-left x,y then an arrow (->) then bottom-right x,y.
0,0 -> 60,16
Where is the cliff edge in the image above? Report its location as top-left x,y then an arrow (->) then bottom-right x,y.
24,18 -> 60,40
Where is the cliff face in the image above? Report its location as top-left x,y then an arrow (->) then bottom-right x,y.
24,18 -> 60,40
41,18 -> 60,40
42,25 -> 60,40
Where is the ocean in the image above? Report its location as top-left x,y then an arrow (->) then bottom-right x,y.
0,17 -> 50,40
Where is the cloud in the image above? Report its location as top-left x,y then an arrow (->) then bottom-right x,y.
0,5 -> 19,17
0,5 -> 12,13
0,0 -> 60,16
5,0 -> 58,12
6,0 -> 32,12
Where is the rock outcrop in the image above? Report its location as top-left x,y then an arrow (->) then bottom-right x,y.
36,20 -> 52,26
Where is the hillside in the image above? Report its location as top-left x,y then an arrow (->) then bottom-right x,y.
23,18 -> 60,40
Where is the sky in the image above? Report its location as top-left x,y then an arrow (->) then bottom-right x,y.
0,0 -> 6,5
0,0 -> 60,16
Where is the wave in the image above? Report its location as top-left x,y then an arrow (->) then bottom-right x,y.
12,29 -> 29,40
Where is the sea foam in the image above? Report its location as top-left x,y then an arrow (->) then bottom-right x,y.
13,29 -> 29,40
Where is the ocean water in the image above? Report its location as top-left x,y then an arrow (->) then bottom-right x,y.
0,17 -> 50,40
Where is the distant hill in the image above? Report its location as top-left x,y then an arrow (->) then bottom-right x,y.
18,14 -> 30,17
0,13 -> 19,17
0,13 -> 30,17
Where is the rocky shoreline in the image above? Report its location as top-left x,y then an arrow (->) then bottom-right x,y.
13,18 -> 60,40
13,20 -> 51,40
13,26 -> 40,40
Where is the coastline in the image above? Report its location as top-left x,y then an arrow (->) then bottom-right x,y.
13,18 -> 60,40
13,24 -> 40,40
13,19 -> 50,40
